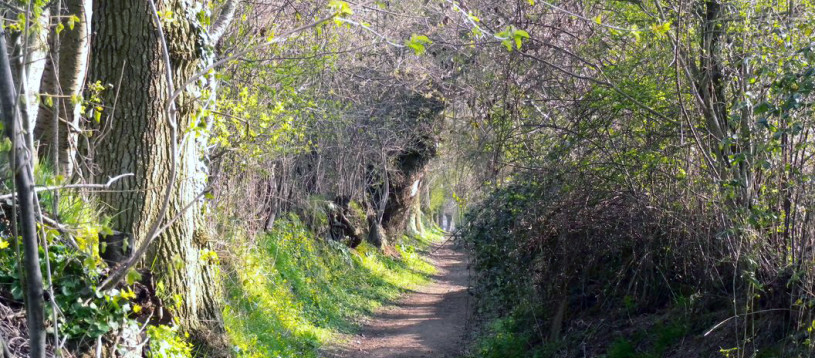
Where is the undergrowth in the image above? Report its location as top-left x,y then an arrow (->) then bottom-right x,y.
469,303 -> 691,358
223,214 -> 442,357
0,163 -> 164,355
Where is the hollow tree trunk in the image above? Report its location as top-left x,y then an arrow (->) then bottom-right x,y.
89,0 -> 223,347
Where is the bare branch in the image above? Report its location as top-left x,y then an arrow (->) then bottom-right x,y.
0,173 -> 134,201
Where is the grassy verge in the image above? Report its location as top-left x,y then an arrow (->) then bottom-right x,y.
223,214 -> 443,357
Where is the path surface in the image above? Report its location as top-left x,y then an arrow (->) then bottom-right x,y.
328,239 -> 470,358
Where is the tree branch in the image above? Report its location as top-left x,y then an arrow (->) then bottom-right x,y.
0,173 -> 134,201
209,0 -> 238,45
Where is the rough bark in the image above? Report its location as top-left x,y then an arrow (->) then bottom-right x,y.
88,0 -> 223,347
381,150 -> 433,237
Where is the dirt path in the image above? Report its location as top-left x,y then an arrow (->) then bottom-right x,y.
328,239 -> 470,358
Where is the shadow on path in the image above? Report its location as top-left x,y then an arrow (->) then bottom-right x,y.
326,238 -> 470,358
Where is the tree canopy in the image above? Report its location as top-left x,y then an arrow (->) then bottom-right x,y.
2,0 -> 815,356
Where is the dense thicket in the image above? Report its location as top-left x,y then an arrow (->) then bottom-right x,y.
443,0 -> 815,355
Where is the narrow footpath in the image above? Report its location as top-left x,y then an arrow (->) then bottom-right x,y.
329,238 -> 470,358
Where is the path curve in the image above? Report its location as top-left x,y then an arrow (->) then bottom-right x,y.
329,238 -> 470,358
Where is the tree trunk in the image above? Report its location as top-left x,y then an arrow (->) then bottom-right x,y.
367,213 -> 387,248
407,192 -> 424,236
10,6 -> 50,159
89,0 -> 223,348
0,22 -> 46,358
37,0 -> 92,178
436,210 -> 443,228
697,0 -> 730,172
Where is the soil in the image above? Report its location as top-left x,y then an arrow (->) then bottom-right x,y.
327,238 -> 471,358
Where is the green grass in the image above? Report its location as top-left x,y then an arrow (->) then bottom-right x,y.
223,214 -> 443,357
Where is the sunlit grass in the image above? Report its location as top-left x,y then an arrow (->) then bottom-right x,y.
223,215 -> 443,357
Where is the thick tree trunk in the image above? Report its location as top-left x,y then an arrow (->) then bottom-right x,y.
406,191 -> 424,236
89,0 -> 223,347
367,213 -> 387,248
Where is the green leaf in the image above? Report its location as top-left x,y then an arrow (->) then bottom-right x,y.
514,29 -> 530,49
329,0 -> 353,17
651,21 -> 671,36
125,269 -> 142,286
754,102 -> 773,115
405,34 -> 433,55
67,15 -> 80,30
497,26 -> 530,51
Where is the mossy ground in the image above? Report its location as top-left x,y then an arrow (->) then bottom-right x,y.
223,215 -> 443,357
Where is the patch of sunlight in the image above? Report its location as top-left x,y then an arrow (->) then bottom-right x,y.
223,215 -> 440,357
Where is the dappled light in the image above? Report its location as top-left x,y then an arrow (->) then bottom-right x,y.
1,0 -> 813,357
